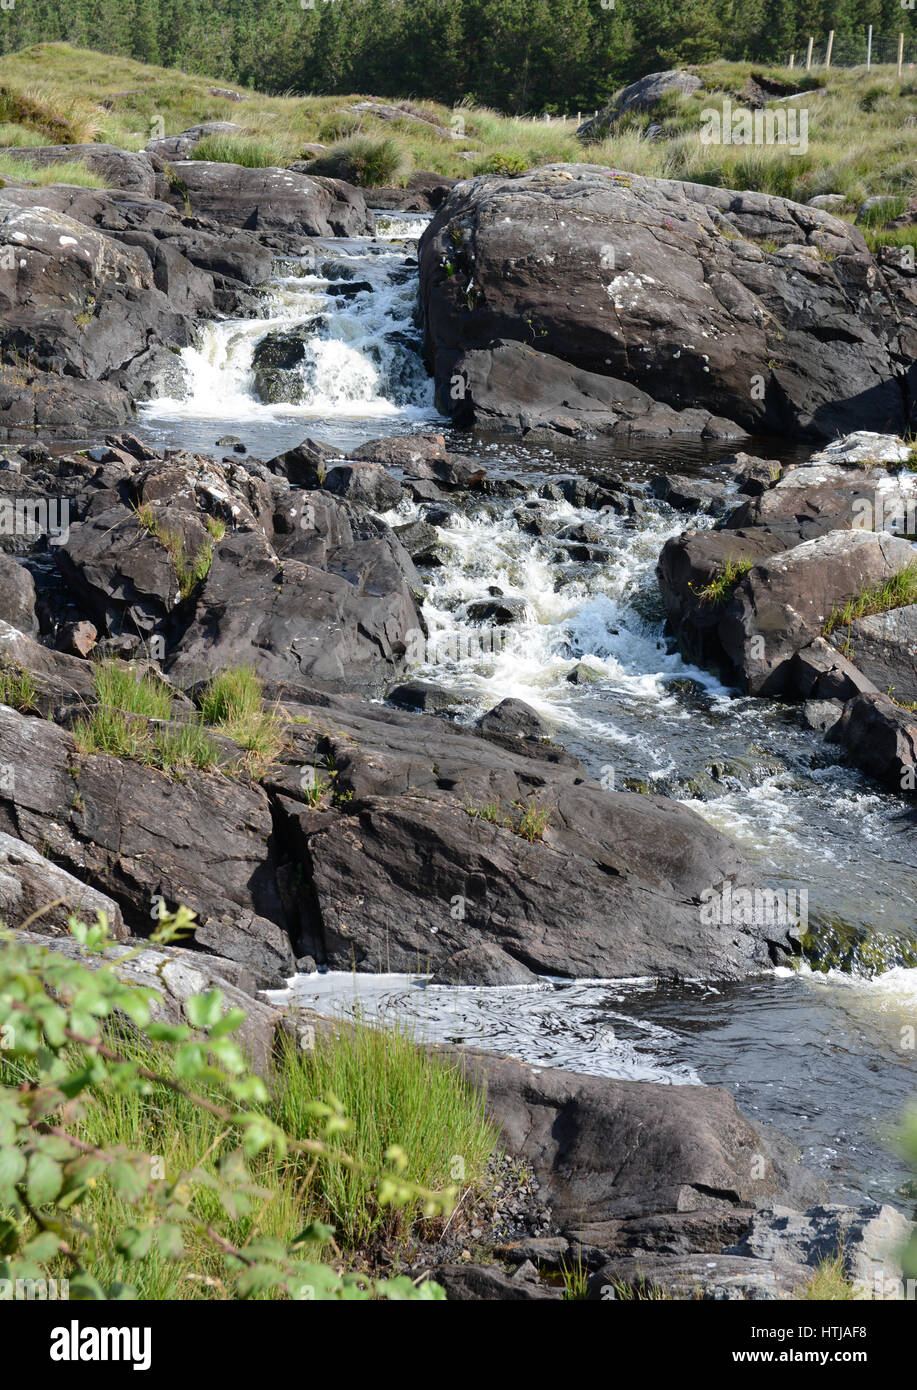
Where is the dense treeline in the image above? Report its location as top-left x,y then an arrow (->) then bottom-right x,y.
1,0 -> 915,112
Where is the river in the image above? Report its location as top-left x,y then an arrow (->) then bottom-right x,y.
137,209 -> 917,1212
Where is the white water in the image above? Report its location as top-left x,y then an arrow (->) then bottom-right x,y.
140,211 -> 917,1205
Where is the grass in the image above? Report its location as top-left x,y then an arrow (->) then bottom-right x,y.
308,135 -> 411,187
3,44 -> 916,210
272,1024 -> 498,1251
464,797 -> 551,842
691,556 -> 753,606
195,666 -> 284,772
191,133 -> 292,168
133,501 -> 214,601
822,562 -> 917,637
0,662 -> 39,712
2,1016 -> 494,1296
797,1252 -> 859,1300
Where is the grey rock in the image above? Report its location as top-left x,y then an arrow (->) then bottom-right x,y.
726,1203 -> 915,1289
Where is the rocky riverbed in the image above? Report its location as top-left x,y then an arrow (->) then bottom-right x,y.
1,145 -> 917,1298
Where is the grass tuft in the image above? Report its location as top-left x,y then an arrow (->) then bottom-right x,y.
691,556 -> 753,607
823,562 -> 917,637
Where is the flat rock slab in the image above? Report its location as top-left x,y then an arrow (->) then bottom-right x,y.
588,1252 -> 813,1300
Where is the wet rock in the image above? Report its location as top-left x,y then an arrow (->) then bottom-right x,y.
791,636 -> 879,703
649,473 -> 729,513
718,451 -> 782,495
386,679 -> 465,713
477,698 -> 547,739
322,461 -> 405,512
466,596 -> 529,625
392,519 -> 443,564
566,661 -> 603,685
800,699 -> 844,733
266,437 -> 335,488
828,691 -> 917,791
431,943 -> 538,986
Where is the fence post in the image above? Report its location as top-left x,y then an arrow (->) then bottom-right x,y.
899,32 -> 905,78
866,24 -> 872,70
805,36 -> 813,70
825,29 -> 834,68
789,53 -> 795,68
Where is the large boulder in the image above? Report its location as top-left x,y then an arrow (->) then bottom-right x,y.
0,144 -> 157,196
163,162 -> 374,237
577,70 -> 704,142
727,1203 -> 914,1290
268,691 -> 800,980
0,832 -> 127,940
0,703 -> 291,985
419,166 -> 916,440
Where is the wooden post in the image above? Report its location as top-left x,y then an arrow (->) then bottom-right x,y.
866,24 -> 873,70
789,53 -> 795,68
899,32 -> 905,78
805,36 -> 814,70
826,29 -> 834,68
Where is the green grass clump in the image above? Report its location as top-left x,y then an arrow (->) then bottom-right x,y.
0,662 -> 39,712
473,152 -> 529,176
273,1025 -> 498,1250
691,556 -> 753,607
196,665 -> 283,772
191,132 -> 293,167
823,562 -> 917,637
93,658 -> 173,721
133,502 -> 214,600
797,1253 -> 859,1300
309,135 -> 410,187
73,660 -> 223,774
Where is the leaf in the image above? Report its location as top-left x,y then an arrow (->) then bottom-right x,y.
115,1226 -> 154,1261
27,1152 -> 63,1207
186,989 -> 224,1030
156,1223 -> 184,1260
209,1007 -> 246,1039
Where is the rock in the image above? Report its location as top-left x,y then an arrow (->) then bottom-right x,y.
386,679 -> 465,713
54,619 -> 98,658
800,699 -> 844,733
477,697 -> 547,739
856,195 -> 901,226
162,162 -> 374,237
322,462 -> 404,512
0,702 -> 292,985
566,661 -> 603,685
588,1252 -> 812,1300
146,122 -> 245,162
419,167 -> 916,440
431,1263 -> 560,1300
827,604 -> 917,704
0,144 -> 157,196
828,691 -> 917,791
392,519 -> 443,564
495,1236 -> 570,1267
0,554 -> 37,634
808,194 -> 847,210
726,1203 -> 914,1289
431,943 -> 538,986
455,1051 -> 822,1223
791,636 -> 879,703
266,437 -> 334,488
466,596 -> 529,626
351,435 -> 486,490
268,691 -> 799,980
577,70 -> 703,142
0,832 -> 127,940
717,531 -> 917,695
649,473 -> 729,513
718,451 -> 781,495
16,931 -> 284,1075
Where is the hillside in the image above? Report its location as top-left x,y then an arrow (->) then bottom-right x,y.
0,42 -> 915,236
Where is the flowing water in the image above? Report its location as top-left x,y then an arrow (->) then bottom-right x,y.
141,211 -> 917,1211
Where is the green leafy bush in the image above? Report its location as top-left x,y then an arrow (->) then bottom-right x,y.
0,909 -> 450,1299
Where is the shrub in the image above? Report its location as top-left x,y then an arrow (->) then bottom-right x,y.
309,135 -> 410,187
472,152 -> 529,176
0,909 -> 450,1299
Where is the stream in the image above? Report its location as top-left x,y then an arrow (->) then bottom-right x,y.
139,211 -> 917,1212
